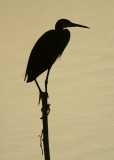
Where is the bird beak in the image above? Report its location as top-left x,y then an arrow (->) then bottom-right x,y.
71,22 -> 90,29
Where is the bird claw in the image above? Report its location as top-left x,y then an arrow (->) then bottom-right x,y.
38,91 -> 49,105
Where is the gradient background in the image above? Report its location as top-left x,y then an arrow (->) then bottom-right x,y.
0,0 -> 114,160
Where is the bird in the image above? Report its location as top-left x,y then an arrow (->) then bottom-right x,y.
24,19 -> 89,95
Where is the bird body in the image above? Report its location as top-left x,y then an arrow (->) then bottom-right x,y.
25,29 -> 70,82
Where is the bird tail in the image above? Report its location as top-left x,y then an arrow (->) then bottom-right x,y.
24,69 -> 27,81
24,75 -> 26,81
24,74 -> 27,81
24,70 -> 31,83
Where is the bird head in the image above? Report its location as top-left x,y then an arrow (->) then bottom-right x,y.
55,19 -> 89,30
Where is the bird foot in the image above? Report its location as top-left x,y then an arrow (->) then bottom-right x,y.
38,91 -> 49,105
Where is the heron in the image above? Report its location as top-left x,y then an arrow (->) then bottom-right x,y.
24,19 -> 89,101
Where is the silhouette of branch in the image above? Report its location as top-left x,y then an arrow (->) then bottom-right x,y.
40,92 -> 50,160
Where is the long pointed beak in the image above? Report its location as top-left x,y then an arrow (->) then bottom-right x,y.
71,23 -> 90,29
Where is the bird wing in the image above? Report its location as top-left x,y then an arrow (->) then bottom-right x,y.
25,29 -> 70,82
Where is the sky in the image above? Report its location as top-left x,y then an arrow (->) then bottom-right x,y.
0,1 -> 114,160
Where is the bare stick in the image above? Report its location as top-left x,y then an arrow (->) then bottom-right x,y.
40,92 -> 50,160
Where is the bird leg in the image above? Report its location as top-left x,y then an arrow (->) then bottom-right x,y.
45,69 -> 50,93
35,79 -> 50,115
35,79 -> 43,105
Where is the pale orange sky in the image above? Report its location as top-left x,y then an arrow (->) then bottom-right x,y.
0,1 -> 114,160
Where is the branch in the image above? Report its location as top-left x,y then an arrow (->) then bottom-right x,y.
40,92 -> 50,160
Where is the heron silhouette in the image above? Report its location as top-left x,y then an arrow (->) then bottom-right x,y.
25,19 -> 89,100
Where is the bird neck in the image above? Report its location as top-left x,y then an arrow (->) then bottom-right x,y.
55,24 -> 64,31
55,28 -> 65,32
